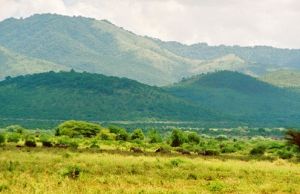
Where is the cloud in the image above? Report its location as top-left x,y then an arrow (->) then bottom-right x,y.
0,0 -> 299,48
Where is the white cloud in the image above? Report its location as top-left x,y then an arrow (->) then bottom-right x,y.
0,0 -> 299,48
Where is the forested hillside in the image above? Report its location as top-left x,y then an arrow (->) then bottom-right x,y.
166,71 -> 300,126
0,71 -> 217,122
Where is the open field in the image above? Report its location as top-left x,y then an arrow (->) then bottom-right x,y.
0,147 -> 299,194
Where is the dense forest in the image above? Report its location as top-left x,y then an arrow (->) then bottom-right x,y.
1,70 -> 300,128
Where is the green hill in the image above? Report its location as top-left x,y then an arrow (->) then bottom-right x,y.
0,14 -> 203,85
0,45 -> 68,79
154,40 -> 300,76
166,71 -> 300,126
260,70 -> 300,88
0,71 -> 217,122
0,14 -> 288,86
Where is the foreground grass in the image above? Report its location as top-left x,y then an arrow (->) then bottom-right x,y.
0,147 -> 299,194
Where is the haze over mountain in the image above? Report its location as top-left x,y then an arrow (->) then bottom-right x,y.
0,14 -> 300,86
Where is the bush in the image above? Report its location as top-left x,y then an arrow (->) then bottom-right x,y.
0,133 -> 5,145
6,133 -> 21,143
99,129 -> 116,140
170,129 -> 187,147
285,129 -> 300,150
250,145 -> 266,155
56,136 -> 79,148
62,165 -> 82,179
220,144 -> 237,153
5,125 -> 25,134
40,134 -> 53,147
25,135 -> 37,147
147,129 -> 162,143
187,132 -> 200,144
277,150 -> 293,159
116,128 -> 129,141
131,129 -> 144,140
55,120 -> 102,138
199,149 -> 220,156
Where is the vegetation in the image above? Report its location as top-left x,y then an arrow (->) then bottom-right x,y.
0,121 -> 298,193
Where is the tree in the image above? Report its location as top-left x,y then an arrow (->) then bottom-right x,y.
187,132 -> 200,144
0,133 -> 5,145
170,129 -> 187,147
55,120 -> 102,138
147,129 -> 162,143
131,129 -> 144,140
116,128 -> 129,141
285,129 -> 300,150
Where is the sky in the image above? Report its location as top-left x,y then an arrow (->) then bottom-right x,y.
0,0 -> 299,48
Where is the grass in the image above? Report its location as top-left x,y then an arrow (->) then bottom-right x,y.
0,146 -> 299,193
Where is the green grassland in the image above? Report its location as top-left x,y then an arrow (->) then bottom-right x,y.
0,146 -> 299,193
0,121 -> 299,193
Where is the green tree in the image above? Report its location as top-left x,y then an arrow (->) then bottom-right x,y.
0,133 -> 5,145
55,120 -> 102,138
131,129 -> 144,140
170,129 -> 186,147
187,132 -> 200,144
285,129 -> 300,150
116,128 -> 129,141
147,129 -> 162,143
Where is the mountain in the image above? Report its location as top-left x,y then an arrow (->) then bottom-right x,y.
154,39 -> 300,76
0,14 -> 205,86
260,70 -> 300,88
0,13 -> 292,86
166,71 -> 300,126
0,71 -> 218,123
0,45 -> 68,79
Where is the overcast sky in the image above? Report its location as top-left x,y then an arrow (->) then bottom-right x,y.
0,0 -> 299,48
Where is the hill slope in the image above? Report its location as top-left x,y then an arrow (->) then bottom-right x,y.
0,14 -> 203,85
0,45 -> 68,79
0,14 -> 264,85
260,70 -> 300,88
154,40 -> 300,75
0,71 -> 217,122
166,71 -> 300,126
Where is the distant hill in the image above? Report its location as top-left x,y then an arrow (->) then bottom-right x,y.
0,71 -> 217,122
260,70 -> 300,88
0,45 -> 68,79
166,71 -> 300,126
1,14 -> 300,86
154,40 -> 300,75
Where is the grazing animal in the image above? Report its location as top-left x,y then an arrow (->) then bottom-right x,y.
130,147 -> 143,153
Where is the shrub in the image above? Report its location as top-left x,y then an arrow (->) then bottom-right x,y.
250,145 -> 266,155
40,134 -> 53,147
99,129 -> 116,140
170,129 -> 187,147
220,144 -> 237,153
6,133 -> 21,143
108,125 -> 122,134
131,129 -> 144,140
0,133 -> 5,145
55,120 -> 102,138
62,165 -> 82,179
187,132 -> 200,144
285,129 -> 300,150
5,125 -> 25,134
25,135 -> 37,147
147,129 -> 162,143
277,150 -> 293,159
199,149 -> 220,156
115,128 -> 129,141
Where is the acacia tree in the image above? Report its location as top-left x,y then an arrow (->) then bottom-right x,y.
285,129 -> 300,150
